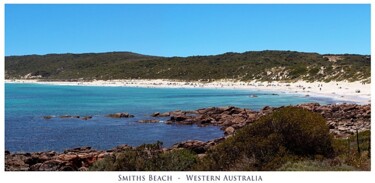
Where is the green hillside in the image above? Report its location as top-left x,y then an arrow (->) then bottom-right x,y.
5,50 -> 371,83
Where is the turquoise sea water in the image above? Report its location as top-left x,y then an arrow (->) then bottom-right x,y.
5,83 -> 339,152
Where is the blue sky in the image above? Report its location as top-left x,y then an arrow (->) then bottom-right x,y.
5,4 -> 370,56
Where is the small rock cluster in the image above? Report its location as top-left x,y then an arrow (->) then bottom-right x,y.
138,119 -> 160,123
171,138 -> 225,155
43,115 -> 93,120
106,112 -> 134,118
5,147 -> 110,171
43,112 -> 137,120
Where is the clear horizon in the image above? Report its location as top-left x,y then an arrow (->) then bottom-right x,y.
5,4 -> 371,57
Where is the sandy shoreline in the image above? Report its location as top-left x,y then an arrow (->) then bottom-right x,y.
5,79 -> 371,104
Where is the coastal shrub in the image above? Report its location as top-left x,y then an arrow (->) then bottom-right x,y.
289,66 -> 308,79
148,149 -> 197,171
195,137 -> 241,170
332,130 -> 371,156
90,141 -> 197,171
195,107 -> 334,171
90,142 -> 163,171
277,160 -> 357,171
89,155 -> 117,171
331,130 -> 371,171
351,130 -> 371,153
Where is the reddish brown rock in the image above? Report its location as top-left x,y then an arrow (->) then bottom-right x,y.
58,154 -> 79,162
172,140 -> 207,154
224,126 -> 235,135
138,119 -> 160,123
106,112 -> 134,118
81,116 -> 92,120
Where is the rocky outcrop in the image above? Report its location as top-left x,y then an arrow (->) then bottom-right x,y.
138,119 -> 160,123
172,140 -> 207,154
158,106 -> 263,135
155,103 -> 370,138
171,138 -> 225,154
151,112 -> 170,117
224,126 -> 235,135
296,103 -> 371,138
43,116 -> 53,120
81,116 -> 93,120
60,115 -> 80,119
106,112 -> 134,118
170,107 -> 257,125
43,115 -> 93,120
5,146 -> 119,171
5,138 -> 225,171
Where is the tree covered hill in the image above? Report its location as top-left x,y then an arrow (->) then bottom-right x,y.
5,50 -> 371,83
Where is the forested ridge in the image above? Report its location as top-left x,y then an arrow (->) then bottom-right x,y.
5,50 -> 371,82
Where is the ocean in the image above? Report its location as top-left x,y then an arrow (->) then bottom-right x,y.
5,83 -> 339,152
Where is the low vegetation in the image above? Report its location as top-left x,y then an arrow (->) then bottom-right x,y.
5,50 -> 371,83
90,141 -> 198,171
195,107 -> 334,171
90,107 -> 370,171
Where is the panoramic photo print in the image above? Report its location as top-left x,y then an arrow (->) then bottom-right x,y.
4,4 -> 371,172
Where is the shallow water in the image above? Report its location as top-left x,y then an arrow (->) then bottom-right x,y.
5,83 -> 339,152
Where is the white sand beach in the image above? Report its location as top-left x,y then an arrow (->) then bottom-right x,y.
5,79 -> 371,104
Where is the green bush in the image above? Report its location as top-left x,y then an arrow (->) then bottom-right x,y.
90,141 -> 162,171
151,149 -> 197,171
277,160 -> 357,171
332,130 -> 371,170
195,107 -> 334,171
89,155 -> 117,171
90,141 -> 197,171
